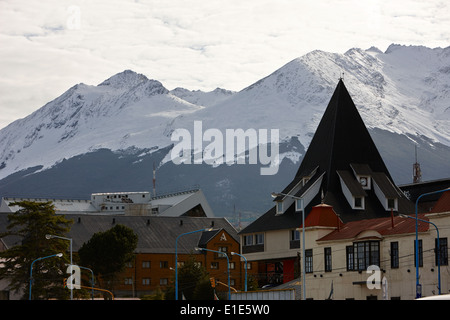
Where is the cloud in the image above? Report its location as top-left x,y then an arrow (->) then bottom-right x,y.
0,0 -> 449,129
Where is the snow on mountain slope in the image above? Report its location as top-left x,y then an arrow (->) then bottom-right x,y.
0,70 -> 204,179
166,44 -> 450,151
0,45 -> 449,182
170,87 -> 235,107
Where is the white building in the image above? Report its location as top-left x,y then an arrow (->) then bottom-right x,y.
0,188 -> 214,217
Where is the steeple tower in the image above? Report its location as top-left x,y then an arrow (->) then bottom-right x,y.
270,79 -> 413,223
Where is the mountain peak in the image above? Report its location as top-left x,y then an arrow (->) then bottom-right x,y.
98,70 -> 150,89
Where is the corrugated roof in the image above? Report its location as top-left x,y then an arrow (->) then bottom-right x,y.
0,214 -> 238,254
430,190 -> 450,213
317,213 -> 429,242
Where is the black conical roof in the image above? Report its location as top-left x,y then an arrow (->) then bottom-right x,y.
240,80 -> 414,235
296,79 -> 392,192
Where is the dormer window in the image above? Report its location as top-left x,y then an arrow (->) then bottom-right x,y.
372,172 -> 400,211
387,198 -> 398,211
354,197 -> 364,209
359,176 -> 371,189
276,201 -> 283,214
337,170 -> 367,210
295,198 -> 303,212
350,164 -> 372,190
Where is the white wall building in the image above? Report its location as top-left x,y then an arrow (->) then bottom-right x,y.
0,188 -> 214,217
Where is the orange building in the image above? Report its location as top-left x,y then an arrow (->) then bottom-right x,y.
64,215 -> 254,298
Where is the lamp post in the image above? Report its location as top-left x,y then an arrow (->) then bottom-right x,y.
175,228 -> 212,300
29,253 -> 63,300
271,192 -> 306,300
196,247 -> 231,300
400,214 -> 442,295
231,252 -> 247,291
413,188 -> 449,298
79,265 -> 95,300
46,234 -> 73,300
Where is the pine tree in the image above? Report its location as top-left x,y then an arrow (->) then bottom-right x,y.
0,201 -> 72,299
78,224 -> 138,295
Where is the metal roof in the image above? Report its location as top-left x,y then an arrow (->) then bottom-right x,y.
0,214 -> 238,254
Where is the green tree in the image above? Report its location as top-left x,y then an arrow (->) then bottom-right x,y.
78,224 -> 138,295
165,254 -> 213,300
0,201 -> 72,300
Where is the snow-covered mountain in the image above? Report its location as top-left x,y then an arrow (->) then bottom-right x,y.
1,44 -> 449,216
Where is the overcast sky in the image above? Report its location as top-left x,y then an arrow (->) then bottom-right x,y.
1,0 -> 449,129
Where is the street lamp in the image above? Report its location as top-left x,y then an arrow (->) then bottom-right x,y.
271,191 -> 306,300
195,247 -> 231,300
231,252 -> 247,291
175,228 -> 212,300
413,187 -> 449,298
29,253 -> 63,300
46,234 -> 73,300
400,214 -> 442,295
79,265 -> 95,300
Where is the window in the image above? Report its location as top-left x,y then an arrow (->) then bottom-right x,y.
347,241 -> 380,271
142,261 -> 151,269
218,246 -> 228,253
414,240 -> 423,267
124,278 -> 133,285
244,235 -> 253,246
295,199 -> 303,212
359,176 -> 369,189
218,246 -> 228,258
435,238 -> 448,266
324,247 -> 332,272
142,278 -> 151,286
387,198 -> 396,209
305,249 -> 313,273
291,230 -> 300,241
354,197 -> 363,209
276,201 -> 283,214
255,233 -> 264,245
229,262 -> 236,270
160,278 -> 168,286
160,261 -> 169,269
346,246 -> 355,271
210,262 -> 219,269
391,242 -> 399,269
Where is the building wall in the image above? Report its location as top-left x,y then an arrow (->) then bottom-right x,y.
113,229 -> 255,297
240,212 -> 450,300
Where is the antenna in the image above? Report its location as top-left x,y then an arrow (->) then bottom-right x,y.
153,162 -> 156,196
413,144 -> 422,183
